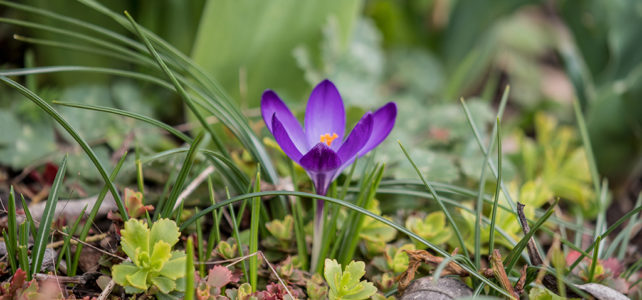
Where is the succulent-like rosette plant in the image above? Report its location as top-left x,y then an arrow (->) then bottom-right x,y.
112,218 -> 186,294
261,79 -> 396,270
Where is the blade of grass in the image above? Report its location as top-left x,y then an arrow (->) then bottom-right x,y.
6,186 -> 18,273
572,99 -> 601,202
617,192 -> 642,259
288,160 -> 308,270
180,190 -> 513,297
225,187 -> 250,284
339,164 -> 385,266
205,176 -> 220,262
19,194 -> 37,237
471,95 -> 507,269
31,155 -> 67,276
56,204 -> 87,271
460,88 -> 516,213
0,66 -> 173,89
185,237 -> 195,300
18,221 -> 30,279
159,133 -> 204,219
124,11 -> 227,156
1,230 -> 16,273
70,152 -> 128,276
249,167 -> 261,291
195,207 -> 205,277
569,204 -> 642,271
0,76 -> 128,220
399,141 -> 469,258
488,118 -> 503,255
587,236 -> 601,282
504,200 -> 558,272
53,101 -> 191,142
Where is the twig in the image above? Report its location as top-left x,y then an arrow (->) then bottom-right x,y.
173,166 -> 215,210
222,251 -> 294,299
97,277 -> 116,300
489,249 -> 517,299
47,233 -> 108,249
516,202 -> 580,298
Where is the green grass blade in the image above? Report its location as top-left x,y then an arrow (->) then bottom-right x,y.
503,200 -> 557,272
225,187 -> 250,284
6,186 -> 18,273
205,176 -> 220,262
0,76 -> 127,220
19,194 -> 37,237
617,192 -> 642,259
488,118 -> 503,255
0,66 -> 173,89
339,164 -> 385,266
195,207 -> 205,277
249,168 -> 261,291
288,160 -> 308,270
398,141 -> 469,258
70,151 -> 128,276
124,11 -> 228,156
569,204 -> 642,271
460,87 -> 516,212
572,99 -> 601,200
31,155 -> 67,276
185,237 -> 195,300
53,101 -> 191,142
18,221 -> 30,278
159,133 -> 204,219
588,236 -> 601,282
180,190 -> 513,298
1,230 -> 16,273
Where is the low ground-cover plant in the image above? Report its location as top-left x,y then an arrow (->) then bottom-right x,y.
0,1 -> 640,299
112,218 -> 186,295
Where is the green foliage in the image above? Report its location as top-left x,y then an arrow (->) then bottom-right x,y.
265,215 -> 294,249
323,259 -> 377,300
191,0 -> 362,107
384,244 -> 414,274
358,200 -> 397,255
405,211 -> 452,248
112,219 -> 186,294
514,113 -> 596,215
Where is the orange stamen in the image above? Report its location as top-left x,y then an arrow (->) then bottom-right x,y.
320,133 -> 338,147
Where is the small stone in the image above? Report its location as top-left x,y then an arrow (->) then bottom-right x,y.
400,277 -> 473,300
574,283 -> 629,300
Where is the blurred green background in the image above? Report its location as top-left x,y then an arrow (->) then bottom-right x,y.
0,0 -> 640,206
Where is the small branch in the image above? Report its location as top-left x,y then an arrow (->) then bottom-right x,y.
174,166 -> 215,210
516,202 -> 580,298
490,250 -> 517,299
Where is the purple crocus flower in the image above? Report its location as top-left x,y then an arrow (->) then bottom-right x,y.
261,79 -> 397,196
261,79 -> 396,270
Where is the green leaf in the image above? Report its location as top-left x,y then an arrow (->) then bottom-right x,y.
150,218 -> 181,248
121,219 -> 150,264
324,259 -> 377,300
112,262 -> 138,286
126,268 -> 149,291
150,241 -> 172,271
265,215 -> 294,242
152,276 -> 177,294
159,251 -> 186,280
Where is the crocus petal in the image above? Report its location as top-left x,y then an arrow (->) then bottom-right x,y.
304,79 -> 346,147
261,90 -> 308,153
272,114 -> 304,162
337,112 -> 373,163
299,143 -> 341,173
357,102 -> 397,156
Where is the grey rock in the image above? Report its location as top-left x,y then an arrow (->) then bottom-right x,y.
574,283 -> 630,300
400,277 -> 473,300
